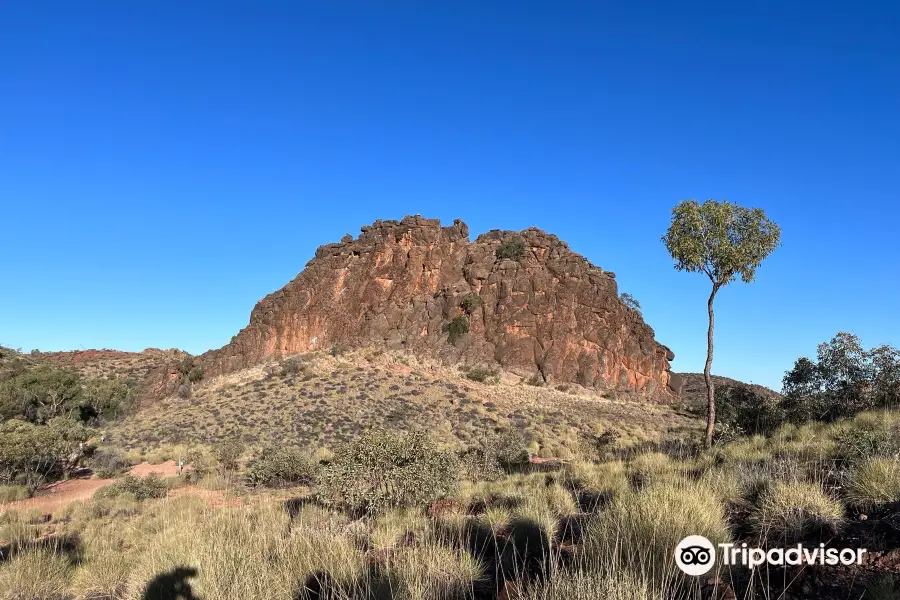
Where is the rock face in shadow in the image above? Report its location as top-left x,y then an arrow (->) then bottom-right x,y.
203,215 -> 677,399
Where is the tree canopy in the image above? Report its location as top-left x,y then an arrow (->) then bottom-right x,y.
662,199 -> 781,288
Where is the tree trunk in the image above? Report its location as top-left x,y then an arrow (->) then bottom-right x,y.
704,285 -> 719,447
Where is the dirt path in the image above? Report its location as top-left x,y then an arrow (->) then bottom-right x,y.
0,460 -> 188,516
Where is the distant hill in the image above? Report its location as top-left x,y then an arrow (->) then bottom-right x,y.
675,372 -> 782,407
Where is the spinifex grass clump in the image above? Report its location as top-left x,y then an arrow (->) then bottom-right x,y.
751,480 -> 844,543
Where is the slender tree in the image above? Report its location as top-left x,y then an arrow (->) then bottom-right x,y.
663,199 -> 781,447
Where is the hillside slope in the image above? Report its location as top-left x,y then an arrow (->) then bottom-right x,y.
113,350 -> 700,455
675,372 -> 782,407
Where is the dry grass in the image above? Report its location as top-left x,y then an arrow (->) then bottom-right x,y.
112,350 -> 700,455
847,457 -> 900,510
751,480 -> 845,542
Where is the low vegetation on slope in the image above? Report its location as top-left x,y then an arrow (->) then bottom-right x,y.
111,349 -> 699,459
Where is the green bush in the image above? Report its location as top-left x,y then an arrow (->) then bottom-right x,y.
280,357 -> 305,376
245,446 -> 318,488
96,474 -> 168,501
486,429 -> 531,470
716,384 -> 784,437
443,316 -> 469,345
459,293 -> 484,315
187,366 -> 204,383
832,426 -> 900,462
0,363 -> 82,424
496,237 -> 526,261
215,440 -> 244,473
0,418 -> 94,492
781,333 -> 900,424
463,366 -> 497,383
319,429 -> 459,516
619,292 -> 641,311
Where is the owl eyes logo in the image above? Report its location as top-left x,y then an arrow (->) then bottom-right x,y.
675,536 -> 716,575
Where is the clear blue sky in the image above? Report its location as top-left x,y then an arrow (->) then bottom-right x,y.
2,2 -> 898,390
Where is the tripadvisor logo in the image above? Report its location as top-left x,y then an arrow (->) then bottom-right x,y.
675,535 -> 717,576
675,536 -> 868,575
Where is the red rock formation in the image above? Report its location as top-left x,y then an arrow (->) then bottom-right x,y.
203,215 -> 677,399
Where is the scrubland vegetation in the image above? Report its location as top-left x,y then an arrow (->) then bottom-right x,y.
1,329 -> 898,599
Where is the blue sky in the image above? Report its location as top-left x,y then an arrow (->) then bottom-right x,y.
1,2 -> 898,390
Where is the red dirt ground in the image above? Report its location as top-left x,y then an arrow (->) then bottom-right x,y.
0,461 -> 193,516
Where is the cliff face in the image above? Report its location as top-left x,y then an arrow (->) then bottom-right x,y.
203,215 -> 677,399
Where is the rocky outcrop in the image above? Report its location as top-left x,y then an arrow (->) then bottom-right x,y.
203,215 -> 677,399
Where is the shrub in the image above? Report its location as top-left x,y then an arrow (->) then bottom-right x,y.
846,458 -> 900,510
80,378 -> 135,421
781,333 -> 900,424
832,425 -> 900,462
215,440 -> 244,473
88,449 -> 131,479
96,474 -> 168,501
245,446 -> 318,488
459,293 -> 484,315
716,384 -> 784,437
0,418 -> 93,492
0,363 -> 83,424
176,383 -> 191,399
496,237 -> 526,261
319,429 -> 459,516
443,316 -> 469,345
619,292 -> 641,311
525,374 -> 545,387
751,481 -> 844,543
464,366 -> 497,383
280,356 -> 305,376
187,365 -> 205,383
486,429 -> 531,470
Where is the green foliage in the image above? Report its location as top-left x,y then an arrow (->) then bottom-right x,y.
0,418 -> 94,492
832,426 -> 900,463
662,199 -> 781,287
618,292 -> 641,311
187,366 -> 204,383
715,384 -> 784,437
215,440 -> 244,473
319,429 -> 459,516
486,429 -> 532,470
463,365 -> 497,383
662,199 -> 781,447
496,237 -> 526,261
0,352 -> 134,425
782,332 -> 900,423
442,316 -> 469,345
245,446 -> 318,488
280,356 -> 305,376
459,293 -> 484,315
96,474 -> 168,501
0,363 -> 83,424
81,378 -> 135,421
